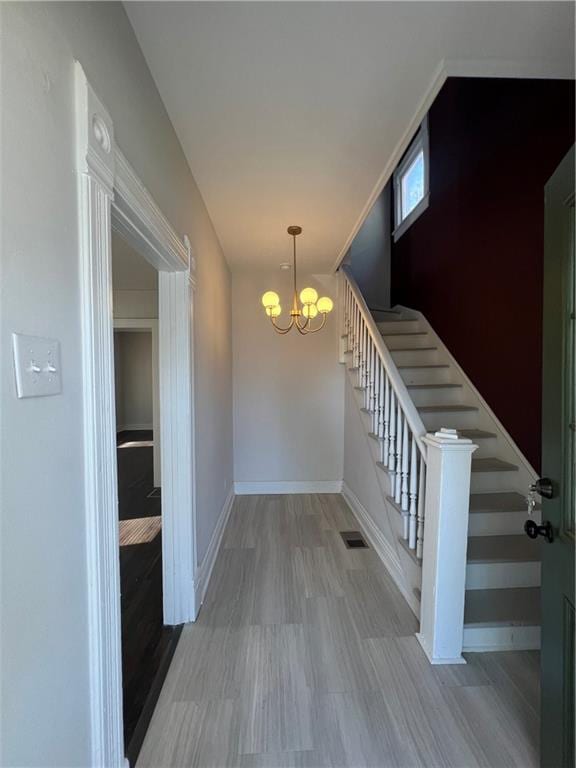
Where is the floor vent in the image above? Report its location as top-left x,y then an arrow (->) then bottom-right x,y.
340,531 -> 369,549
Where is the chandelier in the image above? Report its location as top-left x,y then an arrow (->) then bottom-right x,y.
261,226 -> 333,335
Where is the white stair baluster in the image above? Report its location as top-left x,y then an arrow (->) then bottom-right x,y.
395,400 -> 402,505
344,285 -> 349,341
401,415 -> 409,513
378,362 -> 385,440
349,299 -> 354,361
364,335 -> 372,410
383,375 -> 391,465
388,390 -> 396,483
353,304 -> 359,369
358,315 -> 364,387
362,320 -> 368,390
372,346 -> 380,434
408,438 -> 418,550
416,455 -> 425,560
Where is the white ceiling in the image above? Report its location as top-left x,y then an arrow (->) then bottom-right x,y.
126,2 -> 574,272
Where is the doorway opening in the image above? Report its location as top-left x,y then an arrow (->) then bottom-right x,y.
111,236 -> 182,763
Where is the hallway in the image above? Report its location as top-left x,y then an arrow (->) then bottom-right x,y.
138,494 -> 539,767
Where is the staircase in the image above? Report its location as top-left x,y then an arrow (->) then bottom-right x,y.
341,268 -> 541,653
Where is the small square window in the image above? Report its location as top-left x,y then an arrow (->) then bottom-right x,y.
401,150 -> 425,219
393,118 -> 429,241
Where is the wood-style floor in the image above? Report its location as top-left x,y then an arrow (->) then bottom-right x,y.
138,493 -> 540,768
117,430 -> 179,761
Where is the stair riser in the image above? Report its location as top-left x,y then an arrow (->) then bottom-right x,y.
399,368 -> 453,385
377,320 -> 421,334
467,510 -> 531,537
384,336 -> 433,350
389,349 -> 440,366
463,625 -> 540,652
408,388 -> 465,407
466,439 -> 499,459
470,472 -> 521,494
466,561 -> 540,590
420,410 -> 479,432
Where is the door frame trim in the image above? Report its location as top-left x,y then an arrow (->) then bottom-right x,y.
75,63 -> 197,767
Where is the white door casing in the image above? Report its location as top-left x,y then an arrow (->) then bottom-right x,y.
75,63 -> 197,767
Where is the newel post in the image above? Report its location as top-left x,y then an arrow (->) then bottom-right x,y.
416,429 -> 477,664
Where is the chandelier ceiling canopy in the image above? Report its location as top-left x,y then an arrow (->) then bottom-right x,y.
261,226 -> 333,335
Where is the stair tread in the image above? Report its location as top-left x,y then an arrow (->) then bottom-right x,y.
469,491 -> 532,513
464,587 -> 540,627
471,457 -> 518,473
397,364 -> 449,369
467,535 -> 540,563
406,383 -> 462,389
418,404 -> 478,413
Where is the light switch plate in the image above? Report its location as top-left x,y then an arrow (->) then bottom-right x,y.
12,333 -> 62,398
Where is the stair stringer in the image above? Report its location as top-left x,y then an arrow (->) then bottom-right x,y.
341,371 -> 422,618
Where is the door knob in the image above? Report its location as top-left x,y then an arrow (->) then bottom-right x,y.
529,477 -> 554,499
524,519 -> 554,543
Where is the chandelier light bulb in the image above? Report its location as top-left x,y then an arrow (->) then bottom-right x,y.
262,291 -> 280,309
261,226 -> 331,335
317,296 -> 334,314
299,286 -> 318,306
302,303 -> 318,319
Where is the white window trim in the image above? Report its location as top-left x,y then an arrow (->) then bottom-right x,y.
393,116 -> 429,242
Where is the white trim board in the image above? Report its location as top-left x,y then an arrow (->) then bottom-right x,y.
194,486 -> 235,609
341,482 -> 420,618
234,481 -> 343,495
331,56 -> 573,273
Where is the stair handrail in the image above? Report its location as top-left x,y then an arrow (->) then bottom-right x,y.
341,265 -> 427,457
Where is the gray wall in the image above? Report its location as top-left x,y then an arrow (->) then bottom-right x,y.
0,3 -> 233,764
232,270 -> 344,486
114,332 -> 153,430
346,183 -> 391,311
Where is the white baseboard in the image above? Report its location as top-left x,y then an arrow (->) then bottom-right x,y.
341,482 -> 420,617
463,624 -> 541,652
234,480 -> 343,495
116,423 -> 153,432
194,486 -> 235,609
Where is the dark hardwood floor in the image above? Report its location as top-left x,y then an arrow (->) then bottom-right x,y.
117,430 -> 181,765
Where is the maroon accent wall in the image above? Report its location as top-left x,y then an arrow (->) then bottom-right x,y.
392,78 -> 574,470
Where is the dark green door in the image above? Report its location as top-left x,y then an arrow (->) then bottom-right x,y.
540,146 -> 575,768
